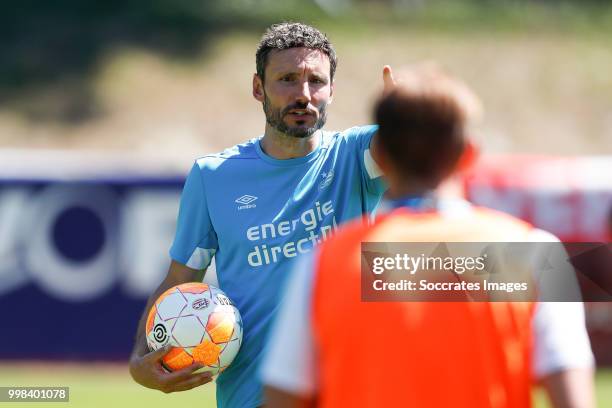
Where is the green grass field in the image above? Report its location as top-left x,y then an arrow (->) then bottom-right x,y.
0,363 -> 610,407
0,364 -> 215,407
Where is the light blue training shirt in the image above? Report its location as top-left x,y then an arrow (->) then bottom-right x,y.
169,125 -> 386,408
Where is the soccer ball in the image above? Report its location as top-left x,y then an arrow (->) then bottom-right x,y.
146,282 -> 243,375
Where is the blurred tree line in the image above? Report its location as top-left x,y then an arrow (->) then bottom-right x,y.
1,0 -> 610,123
0,0 -> 309,121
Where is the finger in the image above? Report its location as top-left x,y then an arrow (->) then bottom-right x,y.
164,363 -> 207,383
167,373 -> 214,392
382,65 -> 395,92
144,344 -> 172,362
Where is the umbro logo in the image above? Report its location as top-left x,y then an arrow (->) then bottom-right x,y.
236,195 -> 258,210
235,195 -> 258,205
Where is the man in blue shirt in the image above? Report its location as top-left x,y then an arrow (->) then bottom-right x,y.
129,22 -> 391,407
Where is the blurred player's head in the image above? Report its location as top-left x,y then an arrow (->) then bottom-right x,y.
253,23 -> 337,138
375,64 -> 481,194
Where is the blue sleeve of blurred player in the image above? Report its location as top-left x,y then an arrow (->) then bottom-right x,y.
169,161 -> 218,270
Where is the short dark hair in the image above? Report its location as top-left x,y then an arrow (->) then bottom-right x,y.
375,69 -> 472,187
255,22 -> 337,82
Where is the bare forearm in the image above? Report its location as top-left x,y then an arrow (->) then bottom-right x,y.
540,367 -> 595,408
128,260 -> 211,392
265,386 -> 316,408
131,281 -> 175,358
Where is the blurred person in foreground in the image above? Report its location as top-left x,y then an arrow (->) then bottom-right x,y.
608,204 -> 612,241
129,22 -> 393,407
262,66 -> 595,408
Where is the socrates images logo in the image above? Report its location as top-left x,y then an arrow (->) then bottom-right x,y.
235,195 -> 258,210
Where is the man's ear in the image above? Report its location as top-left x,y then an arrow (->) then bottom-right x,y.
253,74 -> 264,102
455,138 -> 479,172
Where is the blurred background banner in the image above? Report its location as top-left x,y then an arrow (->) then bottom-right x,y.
465,155 -> 612,243
0,150 -> 185,359
464,154 -> 612,365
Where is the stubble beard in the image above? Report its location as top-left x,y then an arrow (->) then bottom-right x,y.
263,93 -> 328,139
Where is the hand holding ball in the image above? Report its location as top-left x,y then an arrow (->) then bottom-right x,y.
146,283 -> 243,375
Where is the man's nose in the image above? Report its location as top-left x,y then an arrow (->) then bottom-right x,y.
294,81 -> 311,104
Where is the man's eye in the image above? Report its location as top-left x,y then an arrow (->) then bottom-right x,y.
310,78 -> 325,84
280,76 -> 294,82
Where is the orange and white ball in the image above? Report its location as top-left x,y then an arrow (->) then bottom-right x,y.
146,282 -> 242,374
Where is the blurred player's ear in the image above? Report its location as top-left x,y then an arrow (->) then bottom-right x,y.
455,138 -> 479,173
372,140 -> 394,181
253,74 -> 264,102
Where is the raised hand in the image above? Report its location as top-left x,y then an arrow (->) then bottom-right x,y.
382,65 -> 396,95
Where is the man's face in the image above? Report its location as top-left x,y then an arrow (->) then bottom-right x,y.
254,47 -> 334,138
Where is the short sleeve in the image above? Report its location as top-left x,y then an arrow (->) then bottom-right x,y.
527,229 -> 595,378
169,162 -> 218,270
261,252 -> 318,396
532,302 -> 594,378
346,125 -> 386,196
